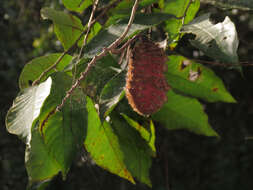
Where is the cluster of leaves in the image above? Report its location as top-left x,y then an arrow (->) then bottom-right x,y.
5,0 -> 240,189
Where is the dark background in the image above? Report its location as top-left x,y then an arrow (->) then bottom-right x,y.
1,1 -> 253,190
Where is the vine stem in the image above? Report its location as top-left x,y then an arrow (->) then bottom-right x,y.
56,0 -> 140,111
32,0 -> 122,86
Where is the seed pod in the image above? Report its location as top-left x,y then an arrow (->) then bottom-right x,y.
125,36 -> 170,116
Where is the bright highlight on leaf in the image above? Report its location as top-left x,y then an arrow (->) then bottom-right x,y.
25,73 -> 87,185
6,77 -> 52,144
182,13 -> 240,70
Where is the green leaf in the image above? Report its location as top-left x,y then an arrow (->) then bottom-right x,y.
26,73 -> 87,184
200,0 -> 253,11
19,53 -> 72,89
84,96 -> 135,184
87,22 -> 102,44
62,0 -> 92,13
161,0 -> 200,48
110,113 -> 153,187
26,122 -> 61,183
121,113 -> 156,157
166,55 -> 236,102
41,8 -> 84,50
84,13 -> 177,57
99,70 -> 126,120
79,55 -> 120,99
182,13 -> 240,70
110,0 -> 157,15
152,90 -> 218,137
5,77 -> 52,143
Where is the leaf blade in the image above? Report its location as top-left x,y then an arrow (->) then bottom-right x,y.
166,55 -> 236,102
152,90 -> 218,137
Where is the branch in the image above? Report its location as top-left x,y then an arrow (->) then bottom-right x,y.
32,0 -> 122,86
193,59 -> 253,67
56,0 -> 140,111
78,0 -> 100,60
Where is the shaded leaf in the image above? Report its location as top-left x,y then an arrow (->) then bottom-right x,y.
121,113 -> 156,156
25,122 -> 61,183
166,55 -> 236,102
84,13 -> 177,57
111,112 -> 153,187
182,13 -> 240,69
19,53 -> 72,89
84,96 -> 135,184
62,0 -> 92,13
161,0 -> 200,48
6,77 -> 52,144
41,8 -> 84,50
152,90 -> 218,137
99,70 -> 126,120
79,55 -> 120,99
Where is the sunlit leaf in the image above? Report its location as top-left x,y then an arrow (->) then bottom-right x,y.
6,78 -> 52,144
182,13 -> 240,70
84,96 -> 135,184
41,8 -> 84,50
166,55 -> 236,102
19,53 -> 72,89
161,0 -> 200,48
152,90 -> 218,137
62,0 -> 92,13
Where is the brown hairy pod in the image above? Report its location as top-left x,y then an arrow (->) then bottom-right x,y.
125,36 -> 170,116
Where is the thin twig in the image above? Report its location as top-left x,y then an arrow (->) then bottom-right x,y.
78,0 -> 100,60
193,59 -> 253,67
32,0 -> 122,86
56,0 -> 140,111
110,35 -> 138,54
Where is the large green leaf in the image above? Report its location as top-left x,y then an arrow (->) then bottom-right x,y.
25,122 -> 61,183
62,0 -> 92,13
19,53 -> 72,89
166,55 -> 236,102
83,13 -> 178,57
99,70 -> 126,120
200,0 -> 253,10
84,96 -> 135,184
110,113 -> 153,187
121,113 -> 156,157
26,73 -> 87,184
152,90 -> 218,136
5,77 -> 52,144
41,8 -> 84,50
182,13 -> 240,69
160,0 -> 200,48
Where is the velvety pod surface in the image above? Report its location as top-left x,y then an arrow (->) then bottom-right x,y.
126,37 -> 170,116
